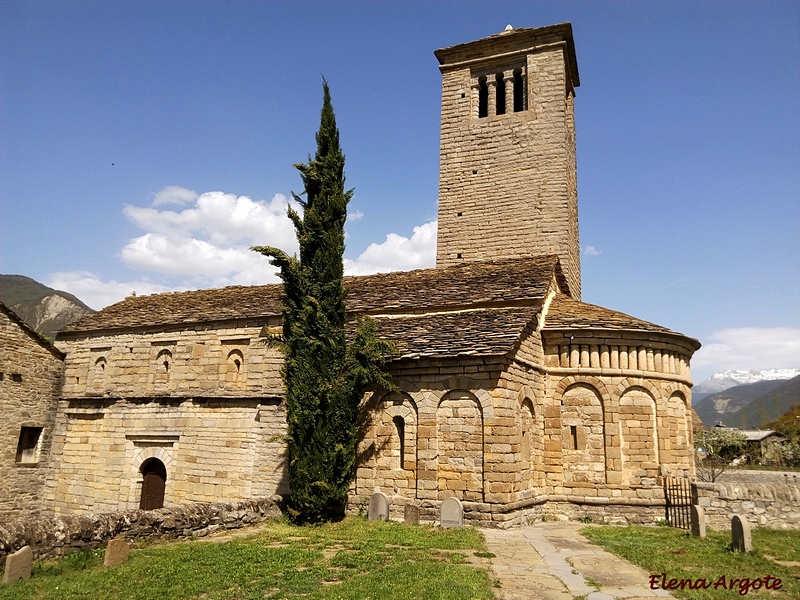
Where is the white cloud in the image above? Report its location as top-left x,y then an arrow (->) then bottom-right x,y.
345,220 -> 437,275
692,327 -> 800,379
124,191 -> 300,249
583,245 -> 601,256
347,210 -> 364,222
46,271 -> 177,311
47,187 -> 439,309
152,185 -> 198,207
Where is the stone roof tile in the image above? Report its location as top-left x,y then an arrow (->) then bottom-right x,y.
61,256 -> 561,335
544,295 -> 698,344
372,307 -> 537,359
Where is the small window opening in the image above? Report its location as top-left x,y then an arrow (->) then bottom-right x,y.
163,360 -> 170,372
513,68 -> 525,112
234,359 -> 241,371
456,253 -> 463,259
457,212 -> 462,216
0,372 -> 4,381
570,425 -> 578,450
495,73 -> 505,115
477,76 -> 488,118
460,92 -> 465,98
393,416 -> 405,469
16,427 -> 43,463
472,169 -> 478,175
11,373 -> 22,383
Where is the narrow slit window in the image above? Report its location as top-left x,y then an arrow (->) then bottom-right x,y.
495,73 -> 505,115
393,416 -> 405,469
570,425 -> 578,450
477,76 -> 488,118
513,68 -> 525,112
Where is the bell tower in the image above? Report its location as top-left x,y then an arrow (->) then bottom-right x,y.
434,23 -> 581,298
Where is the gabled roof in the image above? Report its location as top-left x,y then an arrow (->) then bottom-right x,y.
60,255 -> 564,336
0,302 -> 65,360
543,294 -> 700,349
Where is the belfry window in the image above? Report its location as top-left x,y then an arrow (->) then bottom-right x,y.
495,73 -> 505,115
477,76 -> 488,118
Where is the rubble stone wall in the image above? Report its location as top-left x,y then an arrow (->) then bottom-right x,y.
0,497 -> 282,566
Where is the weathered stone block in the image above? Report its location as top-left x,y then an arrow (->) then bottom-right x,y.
2,545 -> 32,584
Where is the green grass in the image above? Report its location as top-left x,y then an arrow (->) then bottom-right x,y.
0,518 -> 494,600
580,525 -> 800,600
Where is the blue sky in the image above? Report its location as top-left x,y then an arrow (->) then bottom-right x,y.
1,1 -> 798,382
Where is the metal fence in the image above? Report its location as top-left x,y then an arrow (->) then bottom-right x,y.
664,477 -> 693,529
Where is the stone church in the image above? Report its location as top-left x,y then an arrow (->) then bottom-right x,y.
34,23 -> 700,526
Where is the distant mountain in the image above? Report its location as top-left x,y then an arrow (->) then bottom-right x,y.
0,274 -> 94,339
694,379 -> 788,427
765,402 -> 800,439
693,368 -> 800,404
725,375 -> 800,429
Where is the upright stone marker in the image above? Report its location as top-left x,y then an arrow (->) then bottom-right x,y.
2,545 -> 33,584
440,497 -> 463,528
731,515 -> 752,552
104,538 -> 131,567
404,504 -> 420,525
690,505 -> 706,538
368,491 -> 389,521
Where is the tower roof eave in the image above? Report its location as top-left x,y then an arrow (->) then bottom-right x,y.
434,22 -> 579,90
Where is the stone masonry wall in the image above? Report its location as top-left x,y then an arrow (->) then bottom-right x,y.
57,318 -> 283,400
0,309 -> 64,523
48,321 -> 288,515
694,480 -> 800,530
0,497 -> 282,566
436,31 -> 581,298
46,397 -> 288,516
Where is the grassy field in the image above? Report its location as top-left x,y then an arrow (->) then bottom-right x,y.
0,518 -> 495,600
581,525 -> 800,600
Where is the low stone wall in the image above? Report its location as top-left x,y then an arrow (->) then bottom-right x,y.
0,497 -> 283,566
694,480 -> 800,530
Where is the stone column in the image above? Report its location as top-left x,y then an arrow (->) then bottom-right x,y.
487,78 -> 496,117
504,71 -> 514,114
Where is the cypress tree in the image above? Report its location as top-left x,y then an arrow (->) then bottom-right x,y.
252,81 -> 394,523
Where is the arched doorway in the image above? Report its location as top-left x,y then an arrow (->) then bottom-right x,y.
139,457 -> 167,510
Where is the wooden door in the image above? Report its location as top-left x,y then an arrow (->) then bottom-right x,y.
139,458 -> 167,510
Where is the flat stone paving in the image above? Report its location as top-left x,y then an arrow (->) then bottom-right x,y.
483,522 -> 673,600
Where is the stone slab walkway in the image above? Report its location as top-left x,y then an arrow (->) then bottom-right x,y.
483,522 -> 673,600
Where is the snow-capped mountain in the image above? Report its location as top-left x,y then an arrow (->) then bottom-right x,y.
694,369 -> 800,396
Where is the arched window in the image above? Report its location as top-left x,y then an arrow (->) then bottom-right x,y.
156,349 -> 172,373
139,458 -> 167,510
495,73 -> 505,115
90,356 -> 107,391
226,349 -> 245,384
477,76 -> 488,118
513,68 -> 525,112
392,415 -> 405,468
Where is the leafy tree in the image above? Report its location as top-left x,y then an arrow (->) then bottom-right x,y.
694,427 -> 747,482
252,81 -> 395,523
